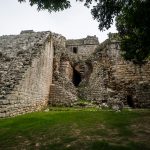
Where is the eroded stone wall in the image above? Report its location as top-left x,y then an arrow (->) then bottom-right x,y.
80,39 -> 150,108
0,31 -> 54,117
0,31 -> 150,118
66,36 -> 99,60
53,34 -> 150,108
49,35 -> 78,106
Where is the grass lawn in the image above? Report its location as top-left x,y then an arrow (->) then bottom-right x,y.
0,108 -> 150,150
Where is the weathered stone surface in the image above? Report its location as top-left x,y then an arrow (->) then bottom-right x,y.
53,33 -> 150,108
80,37 -> 150,108
0,31 -> 54,117
49,84 -> 77,106
66,36 -> 99,61
0,31 -> 150,118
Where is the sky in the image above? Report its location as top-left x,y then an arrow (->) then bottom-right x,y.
0,0 -> 117,43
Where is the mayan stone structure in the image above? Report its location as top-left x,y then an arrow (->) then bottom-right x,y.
0,31 -> 54,117
0,31 -> 150,118
78,37 -> 150,108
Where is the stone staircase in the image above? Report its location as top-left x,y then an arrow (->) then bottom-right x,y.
49,84 -> 77,106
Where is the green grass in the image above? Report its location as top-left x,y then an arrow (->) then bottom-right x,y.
0,109 -> 150,150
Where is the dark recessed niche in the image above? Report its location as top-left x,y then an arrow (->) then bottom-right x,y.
73,47 -> 78,54
127,95 -> 134,108
72,68 -> 81,87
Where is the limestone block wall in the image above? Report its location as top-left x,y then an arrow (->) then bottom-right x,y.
49,36 -> 78,106
1,30 -> 149,115
59,60 -> 73,80
78,62 -> 108,102
49,84 -> 77,106
80,39 -> 150,108
106,41 -> 150,107
0,31 -> 54,118
66,36 -> 99,60
67,45 -> 98,59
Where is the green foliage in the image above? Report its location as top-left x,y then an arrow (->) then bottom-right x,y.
85,0 -> 150,63
18,0 -> 71,12
116,0 -> 150,63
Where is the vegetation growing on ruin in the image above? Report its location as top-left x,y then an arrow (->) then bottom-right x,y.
0,109 -> 150,150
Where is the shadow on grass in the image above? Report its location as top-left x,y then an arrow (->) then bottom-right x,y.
0,109 -> 149,150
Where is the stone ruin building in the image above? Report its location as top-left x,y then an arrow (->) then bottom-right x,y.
0,30 -> 150,118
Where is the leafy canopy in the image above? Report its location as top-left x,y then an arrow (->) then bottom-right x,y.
116,0 -> 150,63
83,0 -> 150,63
18,0 -> 71,12
18,0 -> 150,63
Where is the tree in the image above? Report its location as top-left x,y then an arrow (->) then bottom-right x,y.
116,0 -> 150,63
18,0 -> 150,63
18,0 -> 71,12
84,0 -> 150,63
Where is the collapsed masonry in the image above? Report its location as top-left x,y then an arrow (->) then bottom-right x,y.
0,31 -> 150,117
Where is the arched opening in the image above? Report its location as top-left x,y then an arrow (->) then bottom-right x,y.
127,95 -> 134,108
72,68 -> 81,87
73,47 -> 78,54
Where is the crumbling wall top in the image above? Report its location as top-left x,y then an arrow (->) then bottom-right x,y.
20,30 -> 35,34
66,35 -> 99,46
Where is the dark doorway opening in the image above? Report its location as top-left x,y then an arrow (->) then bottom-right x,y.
72,69 -> 81,87
73,47 -> 78,54
127,95 -> 134,108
